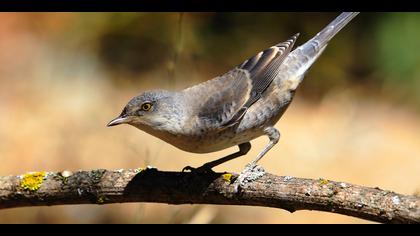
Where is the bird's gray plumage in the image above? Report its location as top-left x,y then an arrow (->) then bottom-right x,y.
108,12 -> 359,178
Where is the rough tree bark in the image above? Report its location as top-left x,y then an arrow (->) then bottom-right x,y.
0,167 -> 419,223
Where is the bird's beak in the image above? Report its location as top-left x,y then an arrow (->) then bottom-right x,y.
107,116 -> 130,127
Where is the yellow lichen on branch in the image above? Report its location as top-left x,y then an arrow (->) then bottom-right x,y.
20,172 -> 46,191
222,173 -> 233,182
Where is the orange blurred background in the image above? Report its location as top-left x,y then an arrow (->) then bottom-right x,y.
0,12 -> 419,223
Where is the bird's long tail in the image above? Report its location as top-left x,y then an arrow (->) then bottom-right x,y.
299,12 -> 359,58
282,12 -> 359,89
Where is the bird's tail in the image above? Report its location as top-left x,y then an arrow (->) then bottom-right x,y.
282,12 -> 359,90
299,12 -> 359,58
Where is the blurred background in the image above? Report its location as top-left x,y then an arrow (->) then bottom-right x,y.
0,12 -> 419,223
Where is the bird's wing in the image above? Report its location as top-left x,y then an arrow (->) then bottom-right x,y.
222,33 -> 300,127
183,34 -> 299,130
183,68 -> 252,130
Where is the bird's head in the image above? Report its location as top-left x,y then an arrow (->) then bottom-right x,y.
107,90 -> 182,131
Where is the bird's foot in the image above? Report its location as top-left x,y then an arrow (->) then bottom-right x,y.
181,163 -> 214,174
233,163 -> 266,193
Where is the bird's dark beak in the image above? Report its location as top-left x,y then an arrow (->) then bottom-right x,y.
107,116 -> 130,127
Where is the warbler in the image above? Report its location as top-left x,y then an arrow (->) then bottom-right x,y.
108,12 -> 359,186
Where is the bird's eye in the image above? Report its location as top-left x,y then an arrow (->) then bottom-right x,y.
141,102 -> 153,111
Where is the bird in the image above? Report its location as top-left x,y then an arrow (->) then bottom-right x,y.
108,12 -> 359,187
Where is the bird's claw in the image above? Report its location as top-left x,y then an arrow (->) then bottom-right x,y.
234,163 -> 266,192
182,164 -> 213,174
181,165 -> 195,172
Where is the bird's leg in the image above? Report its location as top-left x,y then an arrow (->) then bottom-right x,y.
182,142 -> 251,173
235,127 -> 280,190
251,127 -> 280,165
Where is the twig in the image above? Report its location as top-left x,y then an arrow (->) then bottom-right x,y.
0,168 -> 419,223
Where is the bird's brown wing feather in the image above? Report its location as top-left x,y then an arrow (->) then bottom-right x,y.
183,34 -> 299,130
222,33 -> 300,127
183,68 -> 252,130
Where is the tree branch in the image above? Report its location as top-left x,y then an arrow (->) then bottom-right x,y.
0,168 -> 419,223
